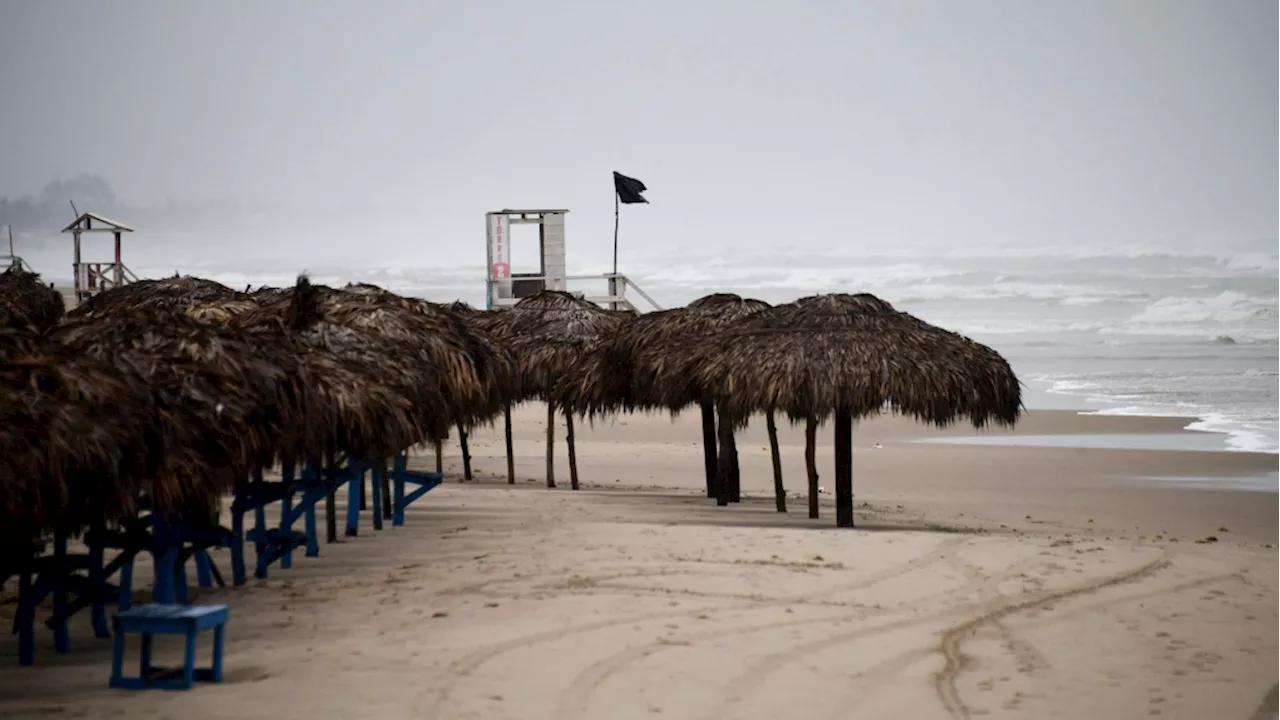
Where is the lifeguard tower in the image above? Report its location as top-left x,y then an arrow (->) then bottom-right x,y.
484,208 -> 660,311
62,212 -> 136,307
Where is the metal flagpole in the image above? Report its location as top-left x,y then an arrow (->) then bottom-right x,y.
611,191 -> 620,309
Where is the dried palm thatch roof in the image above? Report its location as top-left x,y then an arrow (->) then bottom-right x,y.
664,293 -> 1022,428
0,266 -> 65,332
52,308 -> 308,513
555,293 -> 770,417
483,291 -> 629,402
1,328 -> 160,546
338,282 -> 517,423
226,277 -> 507,458
68,275 -> 248,322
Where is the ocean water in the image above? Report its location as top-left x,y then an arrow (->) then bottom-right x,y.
100,243 -> 1280,455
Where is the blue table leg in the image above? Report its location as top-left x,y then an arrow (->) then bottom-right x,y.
230,508 -> 246,586
304,462 -> 320,557
110,626 -> 126,687
195,550 -> 213,588
345,470 -> 360,537
119,558 -> 134,611
140,632 -> 153,678
370,463 -> 384,531
282,461 -> 296,569
152,518 -> 177,605
17,571 -> 34,666
183,627 -> 197,689
88,528 -> 110,638
393,454 -> 408,527
211,625 -> 226,682
253,475 -> 268,577
304,501 -> 319,557
174,559 -> 190,603
51,532 -> 70,653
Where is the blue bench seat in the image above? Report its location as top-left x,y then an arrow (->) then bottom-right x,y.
110,603 -> 228,690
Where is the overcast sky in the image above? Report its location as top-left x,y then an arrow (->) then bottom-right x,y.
1,0 -> 1275,266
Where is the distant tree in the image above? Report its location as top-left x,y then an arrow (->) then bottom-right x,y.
42,174 -> 118,210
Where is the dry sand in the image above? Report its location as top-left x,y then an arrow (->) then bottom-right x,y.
1,408 -> 1276,720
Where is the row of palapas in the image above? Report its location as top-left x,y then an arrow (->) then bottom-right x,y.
0,265 -> 1023,547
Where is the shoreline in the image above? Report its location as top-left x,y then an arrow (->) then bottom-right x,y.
1021,377 -> 1279,455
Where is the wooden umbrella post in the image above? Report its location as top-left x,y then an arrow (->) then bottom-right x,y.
434,439 -> 443,474
833,410 -> 854,528
805,417 -> 819,519
504,401 -> 515,484
715,405 -> 734,507
726,426 -> 741,503
700,399 -> 718,498
379,457 -> 392,520
566,410 -> 579,490
766,412 -> 785,512
457,423 -> 473,482
545,400 -> 556,488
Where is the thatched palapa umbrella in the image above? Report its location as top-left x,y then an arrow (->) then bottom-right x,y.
1,326 -> 160,551
672,293 -> 1023,526
556,293 -> 773,505
481,291 -> 628,489
52,305 -> 308,527
0,266 -> 65,332
67,275 -> 246,320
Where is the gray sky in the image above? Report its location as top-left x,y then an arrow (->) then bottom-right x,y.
1,0 -> 1275,266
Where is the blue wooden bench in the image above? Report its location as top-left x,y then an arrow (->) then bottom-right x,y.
110,603 -> 228,690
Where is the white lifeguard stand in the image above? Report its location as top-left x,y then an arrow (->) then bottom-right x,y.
484,208 -> 660,312
62,212 -> 136,307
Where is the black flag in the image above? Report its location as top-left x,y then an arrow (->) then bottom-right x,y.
613,171 -> 649,204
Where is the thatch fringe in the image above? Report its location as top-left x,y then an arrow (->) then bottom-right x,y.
482,291 -> 629,402
664,293 -> 1023,427
554,293 -> 769,417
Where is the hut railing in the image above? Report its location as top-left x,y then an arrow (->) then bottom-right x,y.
0,254 -> 33,273
491,272 -> 662,312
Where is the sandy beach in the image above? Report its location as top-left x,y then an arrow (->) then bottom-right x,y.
0,408 -> 1276,720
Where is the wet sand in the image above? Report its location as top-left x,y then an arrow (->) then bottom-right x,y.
0,409 -> 1275,719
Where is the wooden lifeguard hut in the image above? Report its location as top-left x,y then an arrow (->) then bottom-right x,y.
62,212 -> 136,307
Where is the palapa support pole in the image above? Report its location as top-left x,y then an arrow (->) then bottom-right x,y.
833,411 -> 854,528
805,417 -> 820,519
504,401 -> 516,484
325,483 -> 338,544
434,439 -> 444,474
700,399 -> 718,498
566,410 -> 580,490
766,412 -> 785,512
715,404 -> 734,507
726,427 -> 741,503
545,400 -> 557,488
379,457 -> 392,521
458,423 -> 473,482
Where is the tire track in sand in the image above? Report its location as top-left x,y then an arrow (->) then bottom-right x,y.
548,540 -> 981,720
413,535 -> 967,720
933,551 -> 1171,720
704,551 -> 1051,720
